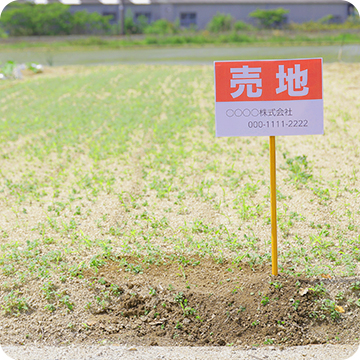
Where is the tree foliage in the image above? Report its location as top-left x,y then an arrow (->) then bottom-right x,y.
0,3 -> 111,36
124,9 -> 138,35
249,8 -> 289,28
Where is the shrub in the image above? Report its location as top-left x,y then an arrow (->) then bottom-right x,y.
348,12 -> 360,25
0,26 -> 8,38
218,32 -> 252,43
144,19 -> 177,35
71,10 -> 111,35
0,2 -> 111,36
124,9 -> 139,34
136,14 -> 150,33
288,15 -> 360,31
318,14 -> 336,24
144,36 -> 159,45
233,20 -> 252,31
207,12 -> 233,32
0,60 -> 17,79
249,8 -> 289,29
0,2 -> 72,35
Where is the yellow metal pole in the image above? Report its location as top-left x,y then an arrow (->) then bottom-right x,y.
269,136 -> 278,276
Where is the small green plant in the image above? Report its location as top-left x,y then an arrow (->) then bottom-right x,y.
110,284 -> 122,296
282,154 -> 312,185
309,282 -> 327,298
320,299 -> 341,320
1,291 -> 29,315
293,299 -> 300,310
174,292 -> 184,303
89,255 -> 106,273
264,338 -> 274,345
350,281 -> 360,291
335,292 -> 344,301
58,295 -> 74,311
41,281 -> 56,300
271,280 -> 283,289
182,304 -> 196,317
261,296 -> 270,306
175,321 -> 183,329
44,303 -> 56,312
125,263 -> 143,274
149,287 -> 156,296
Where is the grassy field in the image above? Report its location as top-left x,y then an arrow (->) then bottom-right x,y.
1,29 -> 360,51
0,63 -> 359,346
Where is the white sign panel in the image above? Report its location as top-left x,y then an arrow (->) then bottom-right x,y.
214,58 -> 323,137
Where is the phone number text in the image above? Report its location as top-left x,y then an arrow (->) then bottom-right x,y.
248,120 -> 308,129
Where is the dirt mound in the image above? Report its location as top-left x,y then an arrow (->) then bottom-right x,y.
1,258 -> 359,348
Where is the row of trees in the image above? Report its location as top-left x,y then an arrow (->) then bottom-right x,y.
0,3 -> 111,36
0,3 -> 358,37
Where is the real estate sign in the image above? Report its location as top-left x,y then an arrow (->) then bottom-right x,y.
214,58 -> 323,137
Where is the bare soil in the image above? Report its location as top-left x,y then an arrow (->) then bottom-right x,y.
1,258 -> 359,348
0,63 -> 359,351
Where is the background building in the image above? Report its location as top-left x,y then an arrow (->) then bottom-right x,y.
29,0 -> 356,28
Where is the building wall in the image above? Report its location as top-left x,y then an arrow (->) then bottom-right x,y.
172,3 -> 349,29
69,4 -> 164,23
127,4 -> 163,22
69,4 -> 119,21
68,2 -> 350,29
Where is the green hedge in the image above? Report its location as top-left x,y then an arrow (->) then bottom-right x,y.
0,2 -> 111,36
0,3 -> 358,38
249,8 -> 289,29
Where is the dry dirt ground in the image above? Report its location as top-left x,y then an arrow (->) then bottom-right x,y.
0,63 -> 360,356
1,260 -> 360,348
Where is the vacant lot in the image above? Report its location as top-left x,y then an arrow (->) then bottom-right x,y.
0,63 -> 359,349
